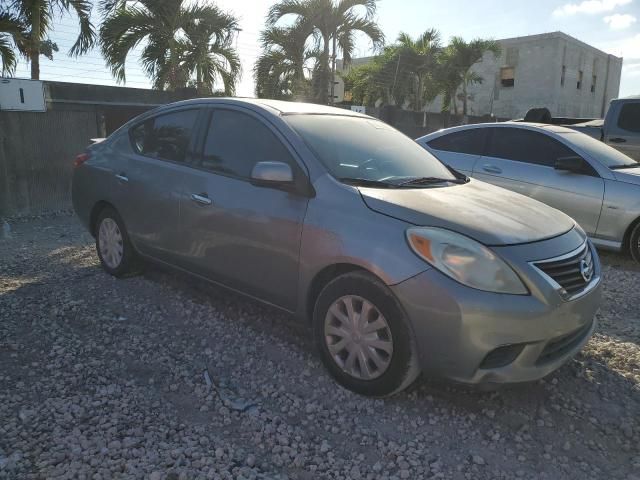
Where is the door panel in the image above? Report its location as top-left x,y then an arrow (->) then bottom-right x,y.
473,127 -> 604,235
423,128 -> 487,175
118,108 -> 200,262
178,108 -> 309,310
606,101 -> 640,161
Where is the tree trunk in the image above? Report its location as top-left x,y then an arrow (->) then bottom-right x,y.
416,75 -> 423,112
319,34 -> 330,104
462,82 -> 468,116
330,35 -> 337,105
30,1 -> 41,80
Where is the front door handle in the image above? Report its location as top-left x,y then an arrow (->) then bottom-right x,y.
115,173 -> 129,183
609,137 -> 627,144
482,164 -> 503,174
191,193 -> 212,206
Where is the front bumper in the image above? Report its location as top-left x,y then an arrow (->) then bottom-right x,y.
391,229 -> 602,385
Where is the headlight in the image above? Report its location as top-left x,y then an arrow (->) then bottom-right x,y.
406,227 -> 528,294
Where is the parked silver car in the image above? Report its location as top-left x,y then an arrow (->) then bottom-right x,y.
73,99 -> 601,396
417,123 -> 640,263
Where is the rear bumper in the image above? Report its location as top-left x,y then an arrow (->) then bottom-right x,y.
391,232 -> 602,385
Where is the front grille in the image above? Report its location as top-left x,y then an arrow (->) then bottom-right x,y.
533,243 -> 595,298
536,320 -> 593,365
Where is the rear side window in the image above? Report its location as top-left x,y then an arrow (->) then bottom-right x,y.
130,109 -> 199,163
486,128 -> 576,167
427,129 -> 487,155
617,103 -> 640,133
201,109 -> 295,179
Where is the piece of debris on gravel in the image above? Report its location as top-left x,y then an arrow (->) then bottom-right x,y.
1,216 -> 638,479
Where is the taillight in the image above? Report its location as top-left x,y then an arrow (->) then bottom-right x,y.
74,153 -> 90,168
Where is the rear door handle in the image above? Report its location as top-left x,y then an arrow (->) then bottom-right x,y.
115,173 -> 129,183
609,138 -> 627,144
482,164 -> 503,174
191,193 -> 212,206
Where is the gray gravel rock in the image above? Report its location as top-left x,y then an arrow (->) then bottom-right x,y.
0,216 -> 638,479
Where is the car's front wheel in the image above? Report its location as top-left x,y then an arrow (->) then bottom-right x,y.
313,271 -> 420,397
95,207 -> 137,277
630,222 -> 640,264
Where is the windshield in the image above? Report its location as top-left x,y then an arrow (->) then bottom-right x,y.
561,131 -> 638,168
286,115 -> 456,183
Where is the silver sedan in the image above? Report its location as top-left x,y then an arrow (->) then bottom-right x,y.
417,123 -> 640,263
72,100 -> 601,396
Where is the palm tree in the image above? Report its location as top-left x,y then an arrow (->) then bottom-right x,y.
388,29 -> 442,110
100,0 -> 241,93
179,8 -> 240,95
9,0 -> 95,80
254,23 -> 316,100
267,0 -> 384,104
439,37 -> 501,115
0,10 -> 24,76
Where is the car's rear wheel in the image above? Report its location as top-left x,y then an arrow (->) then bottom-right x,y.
630,222 -> 640,264
313,271 -> 420,397
95,207 -> 137,277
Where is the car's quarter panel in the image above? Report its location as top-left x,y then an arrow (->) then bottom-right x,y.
71,135 -> 134,233
595,177 -> 640,247
296,174 -> 431,319
392,228 -> 601,384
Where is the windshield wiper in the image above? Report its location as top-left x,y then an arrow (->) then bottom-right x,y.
338,177 -> 399,188
397,176 -> 467,187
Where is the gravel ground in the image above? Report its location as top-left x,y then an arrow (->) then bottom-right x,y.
1,214 -> 639,480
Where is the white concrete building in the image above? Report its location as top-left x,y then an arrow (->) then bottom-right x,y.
337,32 -> 622,120
459,32 -> 622,119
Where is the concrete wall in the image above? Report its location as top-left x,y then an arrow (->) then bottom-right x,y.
459,32 -> 622,119
0,107 -> 98,216
0,81 -> 199,217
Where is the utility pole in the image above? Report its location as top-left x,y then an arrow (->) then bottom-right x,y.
330,36 -> 337,105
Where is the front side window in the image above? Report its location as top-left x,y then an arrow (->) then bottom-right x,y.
201,109 -> 295,178
427,129 -> 487,156
487,128 -> 576,167
618,103 -> 640,133
286,115 -> 456,183
130,109 -> 199,163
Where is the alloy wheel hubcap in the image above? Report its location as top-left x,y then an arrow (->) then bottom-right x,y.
98,218 -> 124,269
324,295 -> 393,380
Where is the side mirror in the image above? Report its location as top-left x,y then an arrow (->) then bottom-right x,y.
251,161 -> 294,186
554,156 -> 585,173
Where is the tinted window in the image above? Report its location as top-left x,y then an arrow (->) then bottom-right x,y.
427,129 -> 487,155
202,110 -> 294,178
487,128 -> 576,167
131,109 -> 199,162
618,103 -> 640,133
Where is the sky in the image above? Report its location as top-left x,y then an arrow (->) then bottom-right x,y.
11,0 -> 640,98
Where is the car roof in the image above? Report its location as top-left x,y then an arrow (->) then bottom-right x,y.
416,121 -> 578,141
157,97 -> 370,118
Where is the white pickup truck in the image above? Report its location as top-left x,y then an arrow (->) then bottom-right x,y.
523,97 -> 640,161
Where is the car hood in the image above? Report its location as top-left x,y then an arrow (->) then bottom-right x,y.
358,179 -> 575,246
612,167 -> 640,185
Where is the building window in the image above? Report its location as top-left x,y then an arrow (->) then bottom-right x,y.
577,70 -> 583,90
561,66 -> 566,86
591,75 -> 597,93
500,67 -> 515,87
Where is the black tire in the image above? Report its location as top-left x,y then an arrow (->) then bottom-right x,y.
630,222 -> 640,264
313,271 -> 420,397
95,207 -> 137,277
